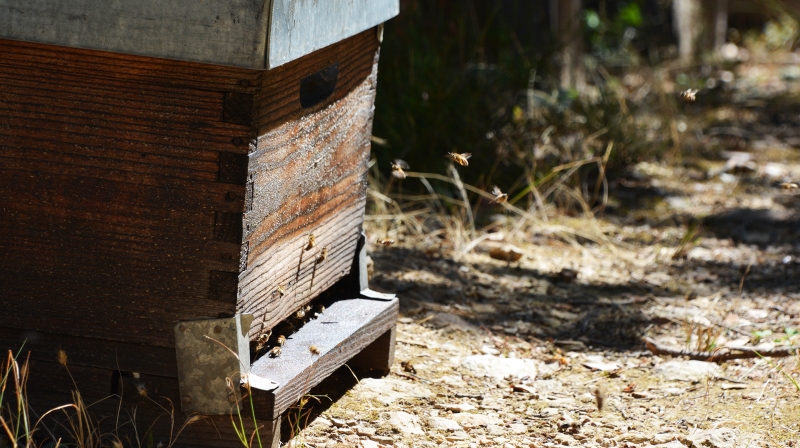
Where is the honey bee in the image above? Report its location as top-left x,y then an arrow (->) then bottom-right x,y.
447,152 -> 472,166
309,345 -> 320,355
275,284 -> 286,297
295,309 -> 306,319
780,182 -> 798,189
255,331 -> 272,351
317,247 -> 328,264
305,234 -> 316,251
276,335 -> 286,346
593,386 -> 606,412
680,88 -> 698,102
269,346 -> 282,358
377,238 -> 395,246
315,304 -> 326,315
491,186 -> 508,203
391,159 -> 409,179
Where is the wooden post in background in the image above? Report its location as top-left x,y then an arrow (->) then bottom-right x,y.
673,0 -> 702,61
550,0 -> 585,91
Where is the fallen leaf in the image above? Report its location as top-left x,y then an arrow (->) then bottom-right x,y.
489,245 -> 524,262
582,361 -> 621,372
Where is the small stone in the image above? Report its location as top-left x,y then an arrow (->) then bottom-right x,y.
355,378 -> 433,406
441,403 -> 476,412
311,417 -> 332,429
429,416 -> 462,431
337,427 -> 354,435
508,423 -> 528,434
356,426 -> 376,436
487,424 -> 505,436
616,432 -> 650,443
461,355 -> 540,381
650,442 -> 686,448
343,434 -> 360,444
450,413 -> 503,427
345,419 -> 358,426
359,440 -> 380,448
554,433 -> 574,445
656,360 -> 723,382
387,411 -> 424,435
370,435 -> 394,444
686,428 -> 744,448
330,417 -> 347,427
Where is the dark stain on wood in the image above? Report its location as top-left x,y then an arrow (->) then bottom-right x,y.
217,151 -> 249,184
222,91 -> 255,126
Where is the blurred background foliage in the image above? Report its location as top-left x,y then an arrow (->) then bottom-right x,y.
370,0 -> 800,220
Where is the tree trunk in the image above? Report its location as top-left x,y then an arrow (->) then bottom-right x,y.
673,0 -> 703,61
550,0 -> 585,91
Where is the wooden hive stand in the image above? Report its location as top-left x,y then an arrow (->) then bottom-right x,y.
0,1 -> 399,447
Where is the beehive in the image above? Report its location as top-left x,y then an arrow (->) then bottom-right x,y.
0,2 -> 398,446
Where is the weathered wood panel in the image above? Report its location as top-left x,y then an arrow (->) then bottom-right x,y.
0,38 -> 250,350
241,57 -> 379,336
255,29 -> 380,133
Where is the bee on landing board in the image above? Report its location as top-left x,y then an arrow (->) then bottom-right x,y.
391,159 -> 409,179
377,237 -> 395,246
309,345 -> 320,355
680,88 -> 698,102
492,186 -> 508,203
276,335 -> 286,346
447,152 -> 472,166
269,346 -> 282,358
305,234 -> 316,251
255,331 -> 272,352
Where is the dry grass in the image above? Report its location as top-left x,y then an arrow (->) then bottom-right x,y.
0,349 -> 200,448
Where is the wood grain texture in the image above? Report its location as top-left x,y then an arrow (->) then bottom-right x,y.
255,28 -> 380,133
0,38 -> 251,350
249,297 -> 399,420
241,55 -> 379,337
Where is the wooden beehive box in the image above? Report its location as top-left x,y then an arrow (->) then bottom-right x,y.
0,1 -> 398,447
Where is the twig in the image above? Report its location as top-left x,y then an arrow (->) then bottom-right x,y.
738,262 -> 752,296
643,337 -> 799,362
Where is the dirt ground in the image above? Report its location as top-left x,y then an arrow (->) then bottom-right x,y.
288,58 -> 800,448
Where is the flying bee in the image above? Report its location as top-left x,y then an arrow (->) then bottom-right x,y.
377,237 -> 395,246
447,152 -> 472,166
680,88 -> 698,102
276,335 -> 286,346
269,346 -> 282,358
309,345 -> 320,355
491,186 -> 508,203
593,386 -> 606,412
317,247 -> 328,264
305,234 -> 316,251
780,182 -> 798,190
391,159 -> 409,179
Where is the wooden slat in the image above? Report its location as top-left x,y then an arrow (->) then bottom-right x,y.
250,297 -> 399,420
0,39 -> 249,351
0,38 -> 259,93
0,326 -> 177,377
241,61 -> 378,336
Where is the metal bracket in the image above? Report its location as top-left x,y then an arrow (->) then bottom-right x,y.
175,313 -> 274,415
354,231 -> 395,301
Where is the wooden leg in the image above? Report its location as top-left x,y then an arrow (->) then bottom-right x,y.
346,325 -> 396,377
